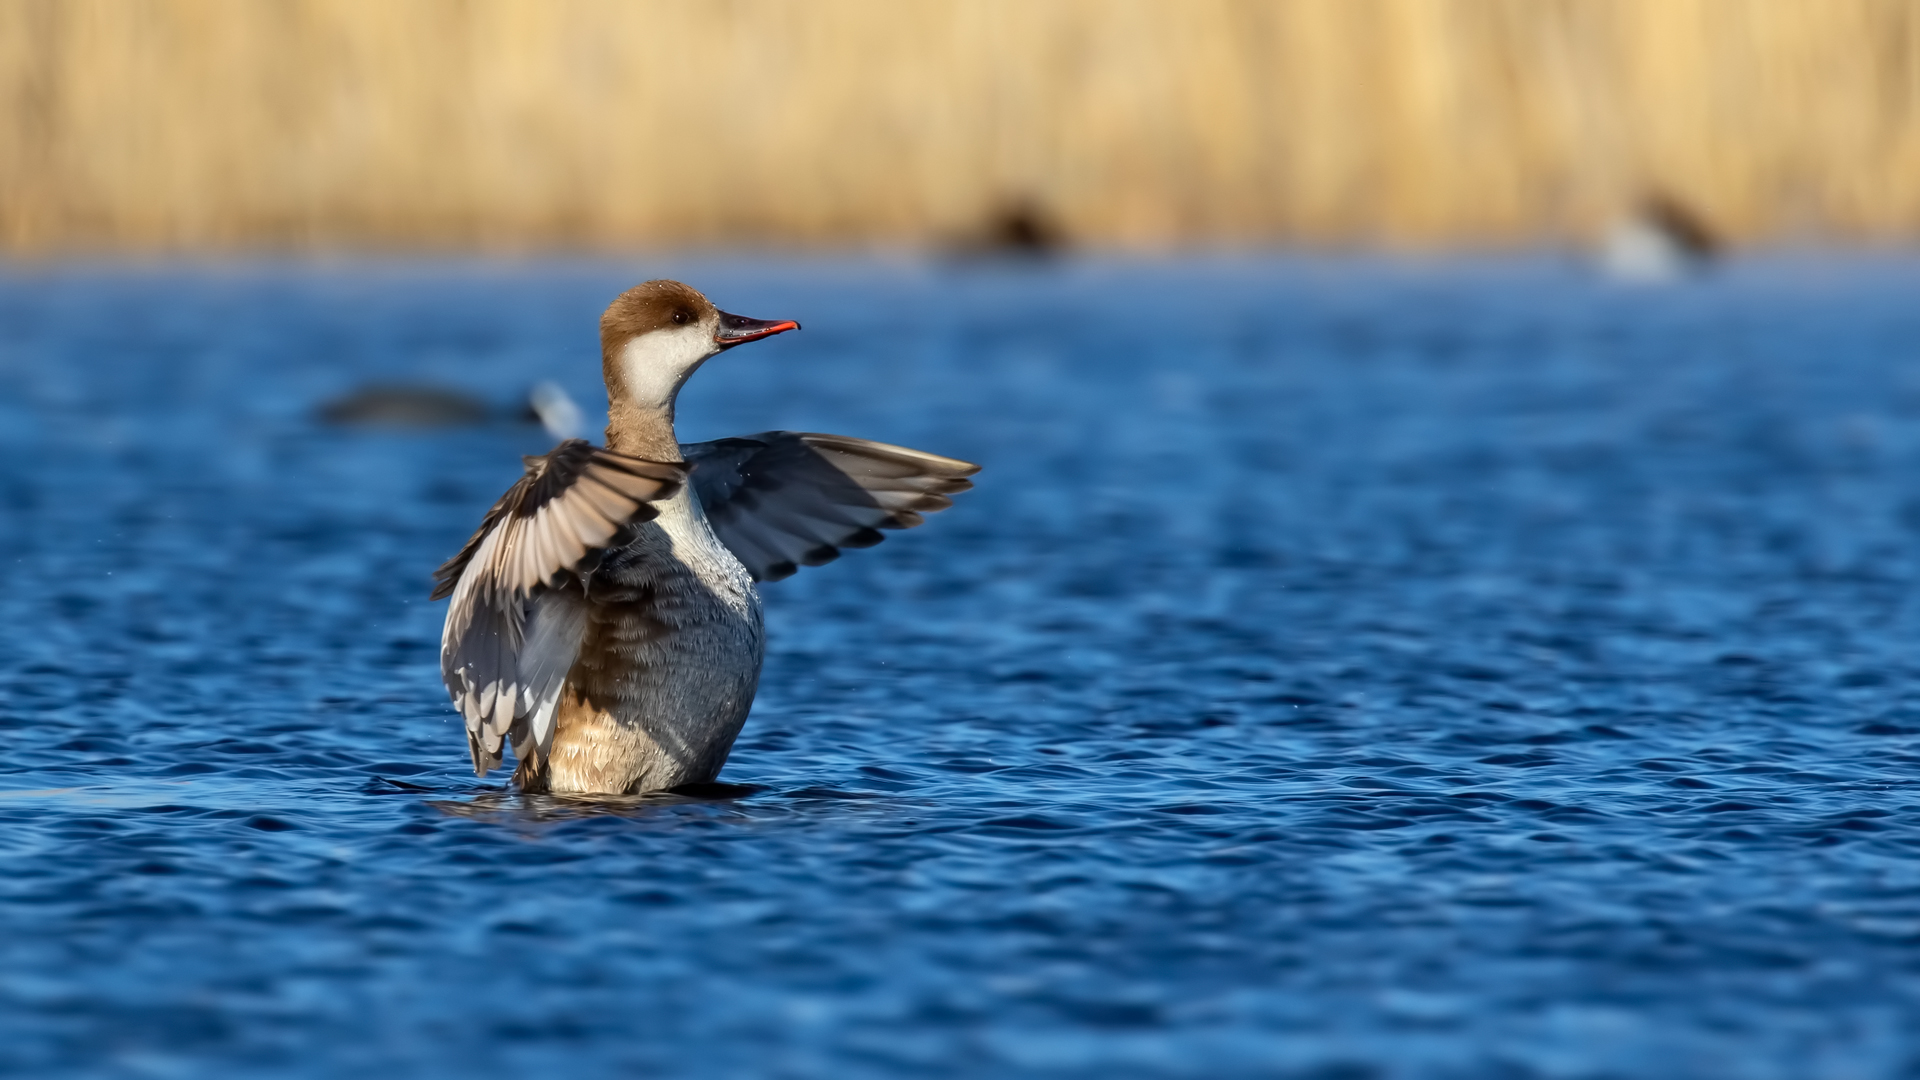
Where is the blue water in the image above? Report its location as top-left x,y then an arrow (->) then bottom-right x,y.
4,255 -> 1920,1078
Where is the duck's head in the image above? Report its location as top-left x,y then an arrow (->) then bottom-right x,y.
600,280 -> 799,411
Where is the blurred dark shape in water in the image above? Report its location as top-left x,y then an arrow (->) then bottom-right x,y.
1600,192 -> 1720,283
318,384 -> 492,427
321,382 -> 595,435
950,199 -> 1066,260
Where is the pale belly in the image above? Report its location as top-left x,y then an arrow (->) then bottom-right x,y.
534,495 -> 765,795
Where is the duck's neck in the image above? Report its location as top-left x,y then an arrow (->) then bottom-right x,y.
605,399 -> 682,462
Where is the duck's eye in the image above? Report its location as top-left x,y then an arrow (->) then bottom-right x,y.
672,310 -> 690,325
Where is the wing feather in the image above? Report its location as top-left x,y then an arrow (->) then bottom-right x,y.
433,439 -> 688,776
564,494 -> 614,548
681,432 -> 979,583
573,474 -> 639,521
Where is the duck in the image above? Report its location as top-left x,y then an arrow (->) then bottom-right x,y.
430,280 -> 980,795
1600,193 -> 1719,283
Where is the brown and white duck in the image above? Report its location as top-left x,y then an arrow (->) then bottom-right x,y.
430,280 -> 979,795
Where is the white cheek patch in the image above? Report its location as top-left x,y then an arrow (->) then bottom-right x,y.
618,325 -> 717,409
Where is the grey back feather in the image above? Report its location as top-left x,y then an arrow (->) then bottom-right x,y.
680,432 -> 980,582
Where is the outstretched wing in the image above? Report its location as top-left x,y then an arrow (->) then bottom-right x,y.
681,431 -> 980,582
433,439 -> 688,776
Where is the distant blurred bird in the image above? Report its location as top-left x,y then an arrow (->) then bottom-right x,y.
950,197 -> 1067,260
1600,194 -> 1719,283
318,384 -> 491,427
431,280 -> 980,795
321,377 -> 601,438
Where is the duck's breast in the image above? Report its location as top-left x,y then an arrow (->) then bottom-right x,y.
555,490 -> 764,788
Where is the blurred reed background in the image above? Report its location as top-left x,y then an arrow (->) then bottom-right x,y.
2,0 -> 1918,252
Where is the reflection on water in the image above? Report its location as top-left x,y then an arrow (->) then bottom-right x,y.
430,783 -> 772,823
3,257 -> 1920,1078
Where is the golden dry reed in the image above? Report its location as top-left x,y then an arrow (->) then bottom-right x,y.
3,0 -> 1919,251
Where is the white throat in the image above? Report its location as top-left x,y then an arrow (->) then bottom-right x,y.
617,326 -> 718,413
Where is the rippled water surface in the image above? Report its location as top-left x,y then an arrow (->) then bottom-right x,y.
5,256 -> 1920,1078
